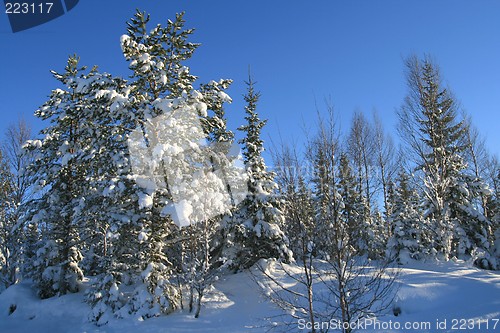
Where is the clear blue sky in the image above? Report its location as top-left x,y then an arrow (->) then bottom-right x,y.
1,0 -> 499,160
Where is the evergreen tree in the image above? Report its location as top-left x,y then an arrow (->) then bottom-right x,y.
24,54 -> 138,307
23,56 -> 90,298
399,56 -> 490,258
121,10 -> 244,318
78,71 -> 146,324
445,155 -> 491,255
335,153 -> 385,258
121,11 -> 198,102
231,76 -> 292,269
337,154 -> 364,252
118,11 -> 201,317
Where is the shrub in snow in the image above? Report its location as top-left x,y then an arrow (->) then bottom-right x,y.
473,228 -> 500,271
387,171 -> 428,263
128,263 -> 180,319
31,240 -> 83,299
86,274 -> 125,325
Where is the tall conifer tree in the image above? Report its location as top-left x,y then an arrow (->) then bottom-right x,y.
230,76 -> 292,269
399,56 -> 491,258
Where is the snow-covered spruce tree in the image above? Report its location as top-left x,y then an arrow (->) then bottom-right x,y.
121,11 -> 243,318
445,154 -> 492,256
231,76 -> 292,269
119,10 -> 199,318
371,209 -> 390,257
18,51 -> 141,317
23,56 -> 90,298
23,57 -> 136,307
68,70 -> 149,324
387,170 -> 428,263
337,153 -> 364,253
127,89 -> 240,319
309,139 -> 332,256
398,55 -> 490,259
81,65 -> 229,323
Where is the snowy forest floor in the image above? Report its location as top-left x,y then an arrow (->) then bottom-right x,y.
1,260 -> 499,333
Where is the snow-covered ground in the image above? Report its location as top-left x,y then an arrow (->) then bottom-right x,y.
1,261 -> 499,332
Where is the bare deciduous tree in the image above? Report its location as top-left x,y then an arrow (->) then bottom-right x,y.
258,107 -> 398,333
463,119 -> 492,218
271,141 -> 317,331
373,112 -> 398,233
0,118 -> 34,289
347,111 -> 376,211
3,118 -> 34,206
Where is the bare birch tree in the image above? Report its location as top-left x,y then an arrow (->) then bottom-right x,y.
0,118 -> 34,288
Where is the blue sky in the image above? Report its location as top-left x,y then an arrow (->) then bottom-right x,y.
1,0 -> 499,160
